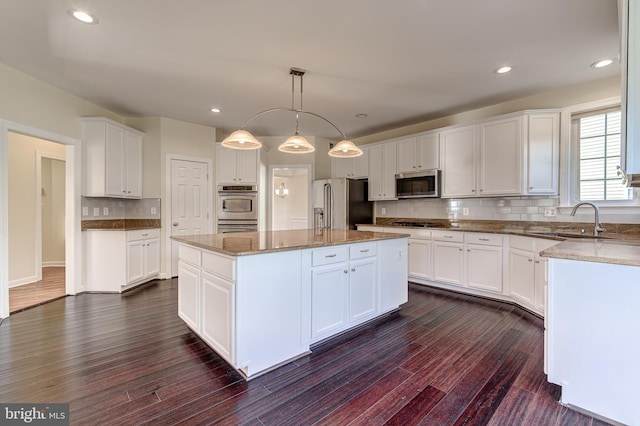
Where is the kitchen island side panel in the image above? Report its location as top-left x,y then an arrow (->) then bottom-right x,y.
547,258 -> 640,425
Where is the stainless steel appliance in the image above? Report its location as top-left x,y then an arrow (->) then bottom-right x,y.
395,170 -> 440,199
312,178 -> 373,230
217,184 -> 258,233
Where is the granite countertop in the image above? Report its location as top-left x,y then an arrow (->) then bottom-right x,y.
171,229 -> 409,256
82,219 -> 161,231
540,239 -> 640,267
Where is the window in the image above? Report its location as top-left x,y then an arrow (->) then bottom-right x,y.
575,109 -> 632,201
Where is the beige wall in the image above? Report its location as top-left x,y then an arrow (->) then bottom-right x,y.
258,136 -> 333,180
42,158 -> 65,265
272,174 -> 309,230
8,133 -> 66,284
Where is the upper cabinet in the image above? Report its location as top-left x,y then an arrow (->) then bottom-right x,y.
332,146 -> 369,178
368,143 -> 397,201
620,0 -> 640,184
396,133 -> 440,173
441,111 -> 559,198
82,118 -> 143,199
216,146 -> 258,184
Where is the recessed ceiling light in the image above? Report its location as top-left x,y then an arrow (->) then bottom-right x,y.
495,66 -> 512,74
355,113 -> 368,119
210,108 -> 221,113
591,59 -> 613,68
68,9 -> 98,24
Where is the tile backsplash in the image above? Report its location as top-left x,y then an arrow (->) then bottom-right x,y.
81,197 -> 161,220
376,196 -> 640,224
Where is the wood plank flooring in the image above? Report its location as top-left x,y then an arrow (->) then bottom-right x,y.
8,267 -> 66,313
0,279 -> 610,425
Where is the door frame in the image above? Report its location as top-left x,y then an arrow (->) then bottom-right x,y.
0,120 -> 81,319
165,154 -> 213,278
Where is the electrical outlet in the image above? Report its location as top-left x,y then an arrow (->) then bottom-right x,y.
93,207 -> 100,217
380,207 -> 386,216
151,207 -> 157,215
463,207 -> 469,216
103,207 -> 109,216
544,207 -> 557,217
82,206 -> 88,216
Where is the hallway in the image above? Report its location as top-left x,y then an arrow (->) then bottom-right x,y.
9,267 -> 65,313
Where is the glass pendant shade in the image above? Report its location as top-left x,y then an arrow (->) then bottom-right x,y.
221,129 -> 262,150
328,140 -> 363,158
278,134 -> 315,154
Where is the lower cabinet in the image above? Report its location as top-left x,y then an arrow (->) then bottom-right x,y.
349,257 -> 378,322
201,271 -> 235,362
177,260 -> 200,331
126,230 -> 160,284
408,238 -> 432,280
508,249 -> 536,305
466,243 -> 503,293
311,263 -> 349,339
432,241 -> 464,285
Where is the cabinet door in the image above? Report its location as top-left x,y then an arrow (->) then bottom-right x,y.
201,271 -> 235,363
125,132 -> 142,198
126,240 -> 145,283
508,249 -> 535,306
466,244 -> 503,293
441,125 -> 477,197
381,143 -> 397,200
178,261 -> 200,331
311,263 -> 349,339
378,238 -> 408,312
534,256 -> 547,312
368,145 -> 383,200
417,133 -> 439,171
432,241 -> 464,285
408,238 -> 432,280
349,257 -> 377,322
333,158 -> 353,178
144,238 -> 161,278
105,124 -> 125,197
527,113 -> 559,194
237,149 -> 258,183
216,146 -> 239,184
352,146 -> 369,178
396,137 -> 418,173
479,117 -> 522,196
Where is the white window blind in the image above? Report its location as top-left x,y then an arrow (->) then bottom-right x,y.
577,109 -> 631,201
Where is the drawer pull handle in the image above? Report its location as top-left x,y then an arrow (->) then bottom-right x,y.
344,270 -> 348,274
142,233 -> 149,237
479,238 -> 489,241
360,249 -> 370,253
325,254 -> 337,258
351,267 -> 356,272
444,236 -> 453,239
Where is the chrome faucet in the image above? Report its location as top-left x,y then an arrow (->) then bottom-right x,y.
570,202 -> 606,237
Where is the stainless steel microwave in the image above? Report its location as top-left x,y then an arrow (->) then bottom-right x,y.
395,170 -> 440,199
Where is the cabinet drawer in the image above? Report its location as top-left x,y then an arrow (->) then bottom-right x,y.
404,229 -> 432,239
202,251 -> 236,281
312,246 -> 349,266
179,244 -> 202,267
466,233 -> 503,246
432,230 -> 464,243
510,235 -> 535,251
350,243 -> 377,260
127,228 -> 160,241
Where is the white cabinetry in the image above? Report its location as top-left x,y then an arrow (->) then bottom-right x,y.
178,247 -> 201,331
620,0 -> 640,182
432,230 -> 465,285
408,236 -> 432,281
441,111 -> 559,198
332,146 -> 368,178
465,233 -> 503,293
377,237 -> 409,312
82,118 -> 143,198
126,229 -> 160,284
216,145 -> 258,184
201,271 -> 235,361
368,143 -> 397,200
396,133 -> 439,173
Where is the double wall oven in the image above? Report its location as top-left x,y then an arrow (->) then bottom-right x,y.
217,184 -> 258,233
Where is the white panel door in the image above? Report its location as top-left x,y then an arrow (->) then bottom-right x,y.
171,159 -> 210,275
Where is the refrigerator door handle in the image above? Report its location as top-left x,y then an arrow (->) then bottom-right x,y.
324,183 -> 332,229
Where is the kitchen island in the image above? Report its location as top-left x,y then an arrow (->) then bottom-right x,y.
172,229 -> 408,379
541,239 -> 640,425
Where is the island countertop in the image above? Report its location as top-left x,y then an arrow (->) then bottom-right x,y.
540,238 -> 640,267
171,229 -> 409,256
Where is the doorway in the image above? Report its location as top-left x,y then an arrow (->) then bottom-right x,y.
0,122 -> 80,319
269,165 -> 312,231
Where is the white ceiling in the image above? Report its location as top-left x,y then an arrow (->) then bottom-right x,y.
0,0 -> 620,141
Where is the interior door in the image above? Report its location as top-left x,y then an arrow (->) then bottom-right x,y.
171,159 -> 210,276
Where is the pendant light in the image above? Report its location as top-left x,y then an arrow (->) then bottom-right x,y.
220,67 -> 362,158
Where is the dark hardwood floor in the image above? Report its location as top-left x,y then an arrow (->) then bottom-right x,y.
9,267 -> 66,313
0,279 -> 609,425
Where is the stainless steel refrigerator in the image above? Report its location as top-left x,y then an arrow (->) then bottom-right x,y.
312,178 -> 373,230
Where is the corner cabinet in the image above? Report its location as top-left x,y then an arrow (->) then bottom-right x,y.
368,142 -> 397,200
216,145 -> 258,184
82,118 -> 143,198
441,111 -> 559,198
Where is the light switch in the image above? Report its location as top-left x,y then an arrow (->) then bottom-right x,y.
463,207 -> 469,216
93,208 -> 100,217
151,207 -> 157,215
103,207 -> 109,216
82,206 -> 88,216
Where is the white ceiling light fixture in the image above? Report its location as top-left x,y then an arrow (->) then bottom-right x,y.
68,9 -> 98,24
495,66 -> 512,74
221,67 -> 362,158
210,107 -> 221,113
591,58 -> 613,68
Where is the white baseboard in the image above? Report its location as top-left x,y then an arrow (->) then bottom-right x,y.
43,262 -> 66,268
9,275 -> 39,289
